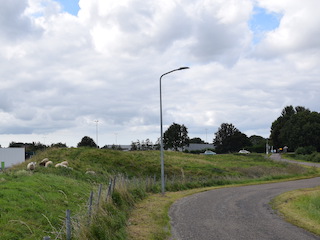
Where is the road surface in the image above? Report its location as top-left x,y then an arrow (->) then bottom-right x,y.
169,154 -> 320,240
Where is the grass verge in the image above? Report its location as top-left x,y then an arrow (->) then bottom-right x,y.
127,175 -> 320,240
272,186 -> 320,236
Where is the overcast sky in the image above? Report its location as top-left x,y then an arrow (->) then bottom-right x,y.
0,0 -> 319,147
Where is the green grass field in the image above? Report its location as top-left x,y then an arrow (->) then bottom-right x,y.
0,148 -> 318,239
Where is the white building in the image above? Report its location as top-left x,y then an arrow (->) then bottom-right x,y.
0,148 -> 25,169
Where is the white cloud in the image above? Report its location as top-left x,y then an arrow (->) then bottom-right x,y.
0,0 -> 319,147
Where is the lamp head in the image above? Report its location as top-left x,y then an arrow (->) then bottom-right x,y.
178,67 -> 189,70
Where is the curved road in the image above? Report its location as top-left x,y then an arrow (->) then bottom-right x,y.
169,155 -> 320,240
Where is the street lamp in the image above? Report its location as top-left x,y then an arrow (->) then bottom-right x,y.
160,67 -> 189,195
94,120 -> 99,148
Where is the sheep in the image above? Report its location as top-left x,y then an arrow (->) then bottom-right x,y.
55,163 -> 67,168
45,161 -> 53,167
55,161 -> 72,170
39,158 -> 49,167
60,161 -> 68,166
27,162 -> 36,171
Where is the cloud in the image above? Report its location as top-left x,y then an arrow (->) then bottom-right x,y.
0,0 -> 319,147
254,0 -> 320,57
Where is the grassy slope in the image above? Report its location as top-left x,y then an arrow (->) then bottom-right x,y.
1,148 -> 318,239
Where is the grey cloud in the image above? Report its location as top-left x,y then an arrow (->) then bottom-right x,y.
0,0 -> 43,41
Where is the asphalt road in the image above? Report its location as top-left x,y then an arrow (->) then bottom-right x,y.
169,155 -> 320,240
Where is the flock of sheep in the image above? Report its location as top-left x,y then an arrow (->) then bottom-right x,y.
26,158 -> 71,171
26,158 -> 96,175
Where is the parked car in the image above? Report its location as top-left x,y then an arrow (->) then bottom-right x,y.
203,150 -> 216,155
239,149 -> 250,154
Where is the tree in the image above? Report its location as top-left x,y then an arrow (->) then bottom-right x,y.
248,135 -> 266,153
163,123 -> 190,151
50,142 -> 67,148
270,106 -> 320,151
77,136 -> 98,148
189,137 -> 205,144
213,123 -> 251,153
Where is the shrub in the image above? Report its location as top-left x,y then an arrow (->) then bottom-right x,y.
295,146 -> 316,155
307,152 -> 320,162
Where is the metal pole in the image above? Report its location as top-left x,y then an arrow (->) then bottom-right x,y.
160,67 -> 189,195
94,120 -> 99,148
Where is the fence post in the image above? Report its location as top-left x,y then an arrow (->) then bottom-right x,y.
96,184 -> 102,207
112,176 -> 117,193
106,179 -> 113,201
66,209 -> 71,240
87,191 -> 94,225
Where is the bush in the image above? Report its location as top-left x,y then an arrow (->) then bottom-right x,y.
295,146 -> 316,155
307,152 -> 320,162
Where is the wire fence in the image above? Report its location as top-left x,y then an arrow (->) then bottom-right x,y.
42,176 -> 119,240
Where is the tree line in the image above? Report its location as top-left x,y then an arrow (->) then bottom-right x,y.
6,105 -> 319,154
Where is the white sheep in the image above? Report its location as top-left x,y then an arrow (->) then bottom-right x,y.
27,162 -> 36,171
55,161 -> 72,170
39,158 -> 49,167
60,161 -> 68,166
45,161 -> 53,167
55,163 -> 67,168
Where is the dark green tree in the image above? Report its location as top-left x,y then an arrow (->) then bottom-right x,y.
77,136 -> 98,148
189,137 -> 205,144
163,123 -> 190,151
213,123 -> 251,153
270,106 -> 320,151
270,105 -> 296,148
50,142 -> 67,148
248,135 -> 266,153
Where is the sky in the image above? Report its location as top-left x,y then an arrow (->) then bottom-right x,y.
0,0 -> 319,148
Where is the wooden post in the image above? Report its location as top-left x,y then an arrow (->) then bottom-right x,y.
96,184 -> 102,207
106,179 -> 113,201
66,209 -> 71,240
87,191 -> 94,225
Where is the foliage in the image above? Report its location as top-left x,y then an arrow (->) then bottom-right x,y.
163,123 -> 189,151
189,137 -> 205,144
77,136 -> 98,148
131,139 -> 155,151
213,123 -> 252,153
246,135 -> 267,153
50,142 -> 67,148
295,146 -> 317,155
9,141 -> 47,152
270,105 -> 320,151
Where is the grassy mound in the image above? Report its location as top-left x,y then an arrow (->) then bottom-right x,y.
1,148 -> 317,239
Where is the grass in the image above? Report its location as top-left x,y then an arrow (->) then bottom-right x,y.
128,174 -> 320,240
272,187 -> 320,236
1,148 -> 319,239
0,172 -> 92,239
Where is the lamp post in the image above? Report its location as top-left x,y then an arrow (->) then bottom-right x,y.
160,67 -> 189,195
94,120 -> 99,148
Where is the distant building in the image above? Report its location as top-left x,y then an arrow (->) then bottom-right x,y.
185,143 -> 215,152
0,148 -> 25,169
